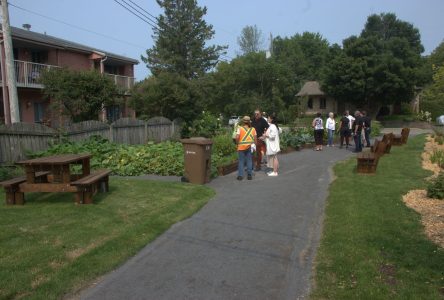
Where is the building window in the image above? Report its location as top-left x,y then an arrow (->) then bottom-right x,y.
31,51 -> 48,64
320,97 -> 326,109
34,102 -> 45,123
107,105 -> 121,122
307,98 -> 313,109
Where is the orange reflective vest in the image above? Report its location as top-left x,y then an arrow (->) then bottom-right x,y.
237,126 -> 256,151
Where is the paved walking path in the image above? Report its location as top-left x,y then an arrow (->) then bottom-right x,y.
77,146 -> 352,300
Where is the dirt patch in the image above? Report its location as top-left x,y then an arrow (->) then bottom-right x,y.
379,263 -> 398,286
402,135 -> 444,248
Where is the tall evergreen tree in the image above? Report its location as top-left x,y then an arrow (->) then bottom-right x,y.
141,0 -> 226,79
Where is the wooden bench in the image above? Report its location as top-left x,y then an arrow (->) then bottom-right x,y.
357,141 -> 387,174
392,128 -> 410,146
71,169 -> 111,204
0,171 -> 50,205
371,133 -> 394,154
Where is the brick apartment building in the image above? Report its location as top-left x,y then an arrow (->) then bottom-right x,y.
0,25 -> 138,126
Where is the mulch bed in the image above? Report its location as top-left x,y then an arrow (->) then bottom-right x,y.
402,135 -> 444,248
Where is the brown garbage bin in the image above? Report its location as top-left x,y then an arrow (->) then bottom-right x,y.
180,137 -> 213,184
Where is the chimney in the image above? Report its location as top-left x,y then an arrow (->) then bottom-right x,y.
22,23 -> 31,31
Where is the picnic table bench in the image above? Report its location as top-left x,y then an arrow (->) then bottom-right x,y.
1,171 -> 50,205
1,154 -> 111,205
392,128 -> 410,146
357,141 -> 387,174
71,169 -> 111,204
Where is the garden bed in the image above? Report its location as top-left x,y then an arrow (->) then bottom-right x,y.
402,134 -> 444,248
217,160 -> 238,176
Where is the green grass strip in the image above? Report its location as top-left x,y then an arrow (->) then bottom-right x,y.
311,135 -> 444,299
0,178 -> 215,299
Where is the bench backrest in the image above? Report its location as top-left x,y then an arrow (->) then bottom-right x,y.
382,133 -> 394,144
401,128 -> 410,144
374,141 -> 387,157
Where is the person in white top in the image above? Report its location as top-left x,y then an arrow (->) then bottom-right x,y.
345,110 -> 355,147
264,115 -> 280,176
326,112 -> 336,147
346,110 -> 355,130
312,112 -> 324,151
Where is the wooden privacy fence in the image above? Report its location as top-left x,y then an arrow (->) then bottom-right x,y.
0,117 -> 181,164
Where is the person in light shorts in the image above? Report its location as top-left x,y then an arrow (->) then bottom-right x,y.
264,114 -> 281,176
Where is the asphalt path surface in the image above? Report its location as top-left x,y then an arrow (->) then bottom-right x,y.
77,146 -> 354,300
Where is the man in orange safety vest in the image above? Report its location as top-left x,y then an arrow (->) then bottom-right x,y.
235,116 -> 257,180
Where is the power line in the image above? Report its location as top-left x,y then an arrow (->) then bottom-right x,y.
119,0 -> 157,24
127,0 -> 158,22
8,2 -> 147,50
113,0 -> 158,29
121,0 -> 157,25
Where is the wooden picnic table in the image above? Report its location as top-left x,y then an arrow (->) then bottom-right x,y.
1,153 -> 110,205
16,154 -> 92,191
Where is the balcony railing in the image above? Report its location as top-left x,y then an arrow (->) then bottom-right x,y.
4,60 -> 59,88
105,73 -> 135,90
0,60 -> 135,91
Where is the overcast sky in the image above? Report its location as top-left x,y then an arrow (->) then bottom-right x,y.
8,0 -> 444,81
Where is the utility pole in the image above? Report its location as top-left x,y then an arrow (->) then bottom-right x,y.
1,0 -> 20,123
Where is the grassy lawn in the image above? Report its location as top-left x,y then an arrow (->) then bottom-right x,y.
0,178 -> 215,299
311,135 -> 444,299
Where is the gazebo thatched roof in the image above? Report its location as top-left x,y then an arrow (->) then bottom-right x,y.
296,81 -> 325,97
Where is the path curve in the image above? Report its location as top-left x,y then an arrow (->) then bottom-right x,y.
76,146 -> 353,300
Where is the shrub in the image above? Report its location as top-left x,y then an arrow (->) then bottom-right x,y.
280,127 -> 314,149
186,111 -> 223,138
434,135 -> 444,145
370,121 -> 382,137
416,110 -> 432,122
427,172 -> 444,199
430,149 -> 444,168
0,166 -> 23,181
212,133 -> 236,157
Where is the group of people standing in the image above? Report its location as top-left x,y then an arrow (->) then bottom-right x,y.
234,109 -> 280,180
233,108 -> 372,181
312,110 -> 372,153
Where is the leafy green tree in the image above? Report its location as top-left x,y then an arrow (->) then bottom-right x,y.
237,25 -> 264,54
429,41 -> 444,68
273,32 -> 330,81
40,68 -> 120,122
141,0 -> 226,80
130,72 -> 204,121
323,13 -> 424,114
205,52 -> 286,117
421,64 -> 444,118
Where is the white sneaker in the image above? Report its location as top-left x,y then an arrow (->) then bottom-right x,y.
268,172 -> 278,176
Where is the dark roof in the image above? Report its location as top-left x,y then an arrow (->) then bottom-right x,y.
3,25 -> 138,64
296,81 -> 325,97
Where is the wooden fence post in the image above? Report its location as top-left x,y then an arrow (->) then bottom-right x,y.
109,123 -> 114,142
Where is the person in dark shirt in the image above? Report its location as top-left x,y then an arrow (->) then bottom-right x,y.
362,111 -> 371,147
352,110 -> 363,153
252,109 -> 269,171
338,111 -> 351,148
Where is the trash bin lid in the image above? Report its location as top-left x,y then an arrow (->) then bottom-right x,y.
180,137 -> 213,145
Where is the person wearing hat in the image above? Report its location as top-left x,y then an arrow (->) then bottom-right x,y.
235,116 -> 257,180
